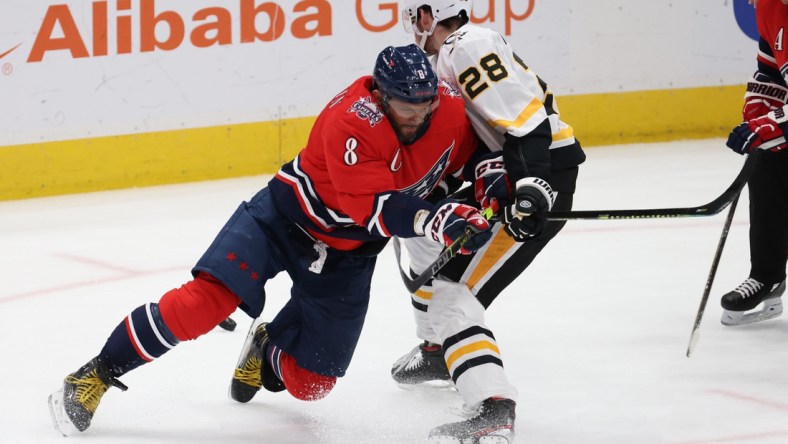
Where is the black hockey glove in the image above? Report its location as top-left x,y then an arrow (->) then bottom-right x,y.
503,177 -> 555,241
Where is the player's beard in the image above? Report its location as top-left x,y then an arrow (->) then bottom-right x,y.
396,123 -> 419,142
393,114 -> 432,145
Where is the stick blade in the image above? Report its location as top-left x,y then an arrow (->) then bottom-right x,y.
686,329 -> 700,358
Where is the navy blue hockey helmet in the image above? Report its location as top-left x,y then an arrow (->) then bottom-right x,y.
373,44 -> 438,104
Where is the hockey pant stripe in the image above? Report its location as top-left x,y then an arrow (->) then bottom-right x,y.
446,340 -> 501,368
407,243 -> 514,313
443,325 -> 502,381
407,267 -> 434,312
451,355 -> 504,383
100,303 -> 180,375
268,344 -> 284,381
411,288 -> 432,312
412,299 -> 429,312
444,325 -> 497,348
125,303 -> 179,362
464,226 -> 519,291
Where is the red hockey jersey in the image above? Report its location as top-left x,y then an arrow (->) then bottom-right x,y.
756,0 -> 788,81
269,76 -> 479,250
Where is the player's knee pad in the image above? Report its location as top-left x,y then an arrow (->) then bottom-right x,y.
278,352 -> 337,401
158,273 -> 240,341
428,279 -> 486,342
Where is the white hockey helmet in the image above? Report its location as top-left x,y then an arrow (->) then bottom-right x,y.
401,0 -> 472,48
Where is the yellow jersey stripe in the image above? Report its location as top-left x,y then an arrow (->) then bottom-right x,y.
414,288 -> 432,300
466,229 -> 516,289
488,96 -> 543,129
553,125 -> 575,143
446,340 -> 501,369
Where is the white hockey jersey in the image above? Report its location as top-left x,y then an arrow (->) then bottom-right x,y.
433,24 -> 584,179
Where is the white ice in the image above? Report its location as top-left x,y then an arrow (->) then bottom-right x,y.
2,139 -> 787,444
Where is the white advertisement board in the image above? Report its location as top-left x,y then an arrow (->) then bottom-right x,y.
0,0 -> 757,147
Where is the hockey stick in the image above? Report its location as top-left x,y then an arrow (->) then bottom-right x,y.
686,192 -> 741,357
393,207 -> 495,294
548,151 -> 759,220
394,152 -> 758,293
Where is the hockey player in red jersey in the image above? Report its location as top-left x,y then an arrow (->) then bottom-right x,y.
47,44 -> 498,436
719,0 -> 788,326
391,1 -> 586,442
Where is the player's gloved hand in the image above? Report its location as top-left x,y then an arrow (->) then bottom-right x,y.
742,73 -> 788,121
727,106 -> 788,154
474,155 -> 511,211
422,200 -> 492,254
503,177 -> 555,241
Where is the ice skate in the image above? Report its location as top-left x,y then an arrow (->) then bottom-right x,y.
48,356 -> 128,436
721,279 -> 785,326
230,320 -> 284,403
428,397 -> 516,444
391,341 -> 453,388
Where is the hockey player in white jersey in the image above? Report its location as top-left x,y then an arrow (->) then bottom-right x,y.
393,1 -> 586,442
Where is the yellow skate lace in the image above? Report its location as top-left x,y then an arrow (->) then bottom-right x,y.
65,370 -> 108,414
234,357 -> 263,388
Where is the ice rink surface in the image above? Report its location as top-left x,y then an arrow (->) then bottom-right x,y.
2,139 -> 787,444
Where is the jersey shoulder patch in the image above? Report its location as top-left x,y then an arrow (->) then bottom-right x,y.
438,79 -> 463,99
346,95 -> 385,128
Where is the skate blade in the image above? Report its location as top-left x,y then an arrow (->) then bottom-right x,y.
227,318 -> 263,401
396,379 -> 456,391
479,437 -> 511,444
721,298 -> 783,326
479,436 -> 513,444
48,387 -> 79,437
428,435 -> 511,444
428,437 -> 462,444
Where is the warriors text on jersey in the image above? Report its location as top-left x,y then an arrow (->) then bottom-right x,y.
269,76 -> 479,251
433,24 -> 585,179
756,0 -> 788,82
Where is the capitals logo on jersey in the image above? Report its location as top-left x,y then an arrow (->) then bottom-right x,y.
400,142 -> 455,198
349,96 -> 383,127
439,79 -> 463,99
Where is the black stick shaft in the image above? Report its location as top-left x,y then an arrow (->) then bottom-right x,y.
686,192 -> 741,357
393,228 -> 474,294
549,153 -> 757,221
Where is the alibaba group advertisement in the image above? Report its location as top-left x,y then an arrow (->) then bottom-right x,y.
16,0 -> 532,62
0,0 -> 540,146
0,1 -> 759,147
